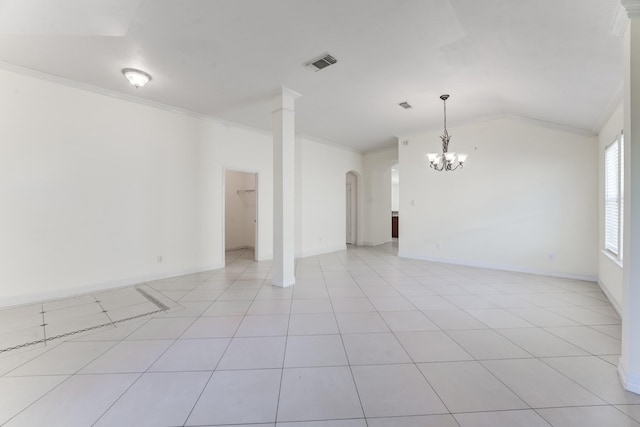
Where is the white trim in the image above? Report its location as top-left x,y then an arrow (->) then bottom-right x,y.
397,251 -> 598,282
360,240 -> 393,247
0,61 -> 273,138
395,113 -> 595,141
593,84 -> 623,134
297,134 -> 363,154
601,249 -> 624,268
296,244 -> 348,259
225,245 -> 255,251
618,360 -> 640,394
362,145 -> 400,156
0,264 -> 223,309
597,279 -> 623,317
621,0 -> 640,19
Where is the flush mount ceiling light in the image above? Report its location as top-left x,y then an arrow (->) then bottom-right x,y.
426,94 -> 468,171
122,68 -> 152,88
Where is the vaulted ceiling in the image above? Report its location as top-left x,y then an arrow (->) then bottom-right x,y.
0,0 -> 624,151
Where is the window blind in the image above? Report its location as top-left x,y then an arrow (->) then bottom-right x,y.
604,134 -> 623,258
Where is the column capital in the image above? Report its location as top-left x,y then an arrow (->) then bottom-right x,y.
622,0 -> 640,19
271,86 -> 302,112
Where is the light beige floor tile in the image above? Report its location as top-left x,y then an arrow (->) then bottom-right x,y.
4,373 -> 138,427
7,341 -> 115,376
380,311 -> 440,332
182,316 -> 243,338
454,410 -> 552,427
80,340 -> 173,373
395,331 -> 473,362
218,336 -> 286,369
352,364 -> 446,417
0,376 -> 68,424
616,405 -> 640,423
235,315 -> 289,337
125,317 -> 194,340
367,415 -> 458,427
466,309 -> 535,329
202,300 -> 252,316
94,371 -> 210,427
291,299 -> 334,314
335,312 -> 390,334
422,309 -> 489,330
369,297 -> 416,312
537,406 -> 640,427
482,358 -> 606,408
248,299 -> 292,315
418,361 -> 528,412
342,333 -> 411,365
448,329 -> 531,359
187,369 -> 281,425
149,338 -> 229,371
330,298 -> 375,313
542,356 -> 640,404
278,420 -> 365,427
544,326 -> 622,355
284,335 -> 347,368
497,328 -> 589,357
278,367 -> 363,422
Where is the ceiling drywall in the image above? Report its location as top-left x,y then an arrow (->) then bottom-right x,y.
0,0 -> 624,151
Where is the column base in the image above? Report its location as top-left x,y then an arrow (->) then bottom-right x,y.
618,359 -> 640,395
272,278 -> 295,288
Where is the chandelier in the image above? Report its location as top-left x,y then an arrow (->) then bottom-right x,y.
426,94 -> 468,171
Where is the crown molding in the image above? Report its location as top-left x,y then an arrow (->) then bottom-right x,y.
0,60 -> 276,138
592,82 -> 623,134
621,0 -> 640,19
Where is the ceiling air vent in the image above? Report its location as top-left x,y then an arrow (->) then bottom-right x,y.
305,53 -> 338,71
399,101 -> 412,109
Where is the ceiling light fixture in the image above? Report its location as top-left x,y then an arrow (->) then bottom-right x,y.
122,68 -> 152,88
426,94 -> 467,171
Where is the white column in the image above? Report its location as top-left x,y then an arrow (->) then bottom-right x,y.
272,87 -> 300,287
620,0 -> 640,394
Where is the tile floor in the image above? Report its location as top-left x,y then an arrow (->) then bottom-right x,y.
0,244 -> 639,426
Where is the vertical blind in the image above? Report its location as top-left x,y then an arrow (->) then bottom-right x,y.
604,132 -> 623,258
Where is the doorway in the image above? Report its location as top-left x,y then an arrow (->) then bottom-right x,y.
224,170 -> 257,260
391,164 -> 399,239
346,171 -> 358,245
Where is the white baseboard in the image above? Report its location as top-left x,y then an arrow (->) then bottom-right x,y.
296,244 -> 347,259
0,263 -> 224,309
360,240 -> 392,247
597,280 -> 623,317
397,251 -> 598,282
225,245 -> 255,251
619,361 -> 640,395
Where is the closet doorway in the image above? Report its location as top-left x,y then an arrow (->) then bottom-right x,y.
224,169 -> 258,260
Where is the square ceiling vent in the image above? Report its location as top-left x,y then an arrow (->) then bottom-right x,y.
305,53 -> 337,71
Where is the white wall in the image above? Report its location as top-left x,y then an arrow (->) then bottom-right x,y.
225,170 -> 256,251
346,172 -> 358,244
0,67 -> 273,306
598,103 -> 624,311
398,117 -> 598,279
295,136 -> 363,257
391,167 -> 400,212
361,147 -> 398,246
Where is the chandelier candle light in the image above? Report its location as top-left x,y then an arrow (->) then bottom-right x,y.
427,94 -> 468,171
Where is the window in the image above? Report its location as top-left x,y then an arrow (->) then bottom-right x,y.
604,131 -> 624,260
